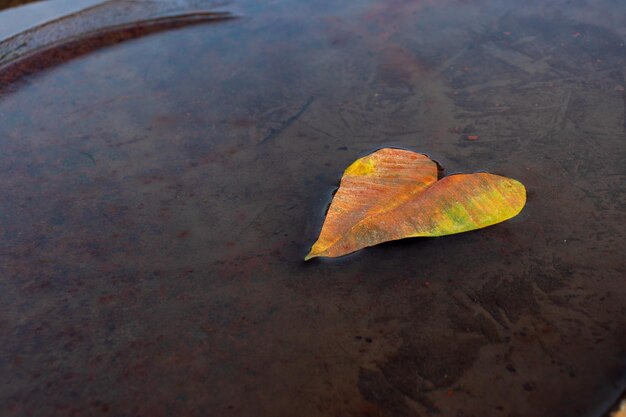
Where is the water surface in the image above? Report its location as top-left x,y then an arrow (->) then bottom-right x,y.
0,0 -> 624,416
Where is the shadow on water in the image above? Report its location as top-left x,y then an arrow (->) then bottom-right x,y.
0,0 -> 624,416
0,0 -> 38,12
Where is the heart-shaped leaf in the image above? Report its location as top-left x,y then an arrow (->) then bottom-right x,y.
306,148 -> 526,260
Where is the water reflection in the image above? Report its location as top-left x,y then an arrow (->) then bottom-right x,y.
0,11 -> 235,95
0,0 -> 624,416
0,0 -> 107,39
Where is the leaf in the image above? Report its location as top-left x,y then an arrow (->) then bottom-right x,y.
305,148 -> 526,260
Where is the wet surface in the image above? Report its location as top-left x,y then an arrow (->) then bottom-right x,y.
0,0 -> 38,12
0,0 -> 625,416
0,0 -> 106,40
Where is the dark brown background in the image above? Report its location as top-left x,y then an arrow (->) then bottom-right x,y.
0,0 -> 624,416
0,0 -> 37,11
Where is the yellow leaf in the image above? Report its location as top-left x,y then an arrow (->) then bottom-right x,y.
306,148 -> 526,260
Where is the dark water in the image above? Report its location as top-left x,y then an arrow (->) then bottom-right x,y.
0,0 -> 38,11
0,0 -> 625,416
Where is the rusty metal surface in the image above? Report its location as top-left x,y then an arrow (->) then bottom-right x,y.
0,0 -> 234,66
0,0 -> 624,416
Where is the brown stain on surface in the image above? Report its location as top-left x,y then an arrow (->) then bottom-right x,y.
0,0 -> 625,417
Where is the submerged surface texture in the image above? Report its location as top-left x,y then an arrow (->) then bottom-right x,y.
0,0 -> 624,416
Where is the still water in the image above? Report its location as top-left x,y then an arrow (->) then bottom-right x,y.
0,0 -> 624,416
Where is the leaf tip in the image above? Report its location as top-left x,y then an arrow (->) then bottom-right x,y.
304,252 -> 316,261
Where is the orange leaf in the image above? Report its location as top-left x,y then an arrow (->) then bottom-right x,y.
306,148 -> 526,260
